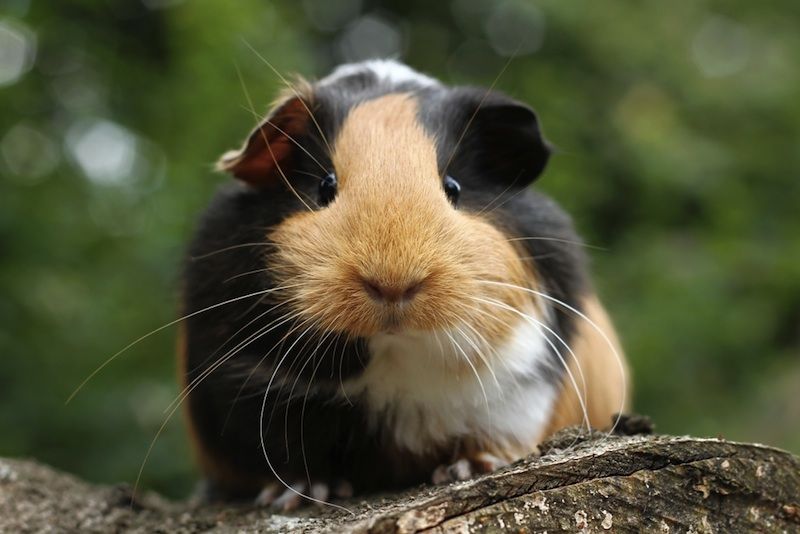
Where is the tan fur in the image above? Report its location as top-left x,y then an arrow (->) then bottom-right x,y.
542,296 -> 630,437
268,93 -> 539,376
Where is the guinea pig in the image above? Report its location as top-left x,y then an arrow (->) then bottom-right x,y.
178,59 -> 628,509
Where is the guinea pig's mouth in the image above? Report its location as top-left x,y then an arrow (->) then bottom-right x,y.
373,306 -> 412,334
354,300 -> 443,337
379,315 -> 401,333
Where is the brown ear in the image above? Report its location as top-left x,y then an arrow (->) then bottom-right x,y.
217,96 -> 310,187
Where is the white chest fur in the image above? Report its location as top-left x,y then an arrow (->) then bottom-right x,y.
341,316 -> 558,455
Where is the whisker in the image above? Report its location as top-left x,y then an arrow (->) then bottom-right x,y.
293,169 -> 326,179
131,307 -> 306,501
504,236 -> 607,251
230,313 -> 314,407
337,332 -> 354,406
238,105 -> 329,175
273,313 -> 332,404
453,324 -> 501,390
235,63 -> 314,212
476,171 -> 525,216
280,316 -> 337,461
299,326 -> 342,489
170,298 -> 307,415
220,313 -> 311,433
454,309 -> 525,396
431,330 -> 449,369
471,295 -> 591,433
465,297 -> 588,404
264,318 -> 320,443
518,253 -> 561,262
223,267 -> 274,284
171,285 -> 307,403
259,321 -> 354,514
190,242 -> 273,260
191,240 -> 311,261
265,314 -> 323,410
441,52 -> 517,179
241,39 -> 333,155
66,285 -> 298,404
475,280 -> 627,436
445,331 -> 490,412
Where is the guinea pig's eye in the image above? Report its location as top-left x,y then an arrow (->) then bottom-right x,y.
318,172 -> 337,207
443,175 -> 461,206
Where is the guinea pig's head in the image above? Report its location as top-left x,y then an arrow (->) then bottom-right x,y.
217,63 -> 552,349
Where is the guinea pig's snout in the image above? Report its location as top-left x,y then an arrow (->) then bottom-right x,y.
360,277 -> 424,304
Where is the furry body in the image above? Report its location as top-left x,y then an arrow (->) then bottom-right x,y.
180,60 -> 627,500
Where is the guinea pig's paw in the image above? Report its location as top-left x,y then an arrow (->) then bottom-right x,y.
431,453 -> 507,485
432,458 -> 471,484
254,481 -> 305,511
254,479 -> 353,511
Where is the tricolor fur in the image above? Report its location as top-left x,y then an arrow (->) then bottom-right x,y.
180,60 -> 628,499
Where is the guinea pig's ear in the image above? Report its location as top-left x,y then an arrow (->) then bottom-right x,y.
453,90 -> 551,185
217,96 -> 310,187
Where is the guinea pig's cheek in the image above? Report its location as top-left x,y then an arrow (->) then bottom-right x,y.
265,214 -> 367,332
267,215 -> 328,286
447,218 -> 536,339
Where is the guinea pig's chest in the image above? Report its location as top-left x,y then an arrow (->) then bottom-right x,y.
341,313 -> 558,455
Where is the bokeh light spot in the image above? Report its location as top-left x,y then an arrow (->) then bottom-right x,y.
303,0 -> 363,32
1,122 -> 60,183
692,15 -> 752,78
66,119 -> 138,186
0,18 -> 36,87
485,1 -> 545,56
337,14 -> 403,62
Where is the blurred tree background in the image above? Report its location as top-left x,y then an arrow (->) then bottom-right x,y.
1,0 -> 798,498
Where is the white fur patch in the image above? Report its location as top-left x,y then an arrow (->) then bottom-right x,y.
321,59 -> 440,88
341,313 -> 557,455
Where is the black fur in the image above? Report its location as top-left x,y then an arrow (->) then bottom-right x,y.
181,64 -> 589,499
418,86 -> 588,370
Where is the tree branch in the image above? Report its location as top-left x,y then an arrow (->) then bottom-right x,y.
1,423 -> 798,533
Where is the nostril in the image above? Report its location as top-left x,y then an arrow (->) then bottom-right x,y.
402,281 -> 423,301
362,280 -> 389,301
361,278 -> 423,303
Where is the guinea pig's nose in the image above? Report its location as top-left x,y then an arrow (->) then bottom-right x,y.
361,278 -> 423,304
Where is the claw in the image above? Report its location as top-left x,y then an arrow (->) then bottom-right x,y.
310,482 -> 329,504
448,458 -> 472,480
332,479 -> 354,499
254,479 -> 352,510
473,451 -> 507,474
271,481 -> 307,511
432,453 -> 507,484
431,464 -> 450,485
254,482 -> 280,506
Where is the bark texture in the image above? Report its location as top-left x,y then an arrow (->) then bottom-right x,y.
1,425 -> 798,533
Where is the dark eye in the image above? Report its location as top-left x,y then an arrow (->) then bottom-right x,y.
443,175 -> 461,206
319,172 -> 337,207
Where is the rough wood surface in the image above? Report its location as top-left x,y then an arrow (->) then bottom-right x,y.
1,425 -> 799,533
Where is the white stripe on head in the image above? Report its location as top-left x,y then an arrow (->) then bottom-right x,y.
321,59 -> 440,87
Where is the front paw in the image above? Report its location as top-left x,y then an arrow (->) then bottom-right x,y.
431,452 -> 507,484
254,479 -> 353,511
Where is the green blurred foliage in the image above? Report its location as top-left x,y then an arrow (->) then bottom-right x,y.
1,0 -> 798,498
